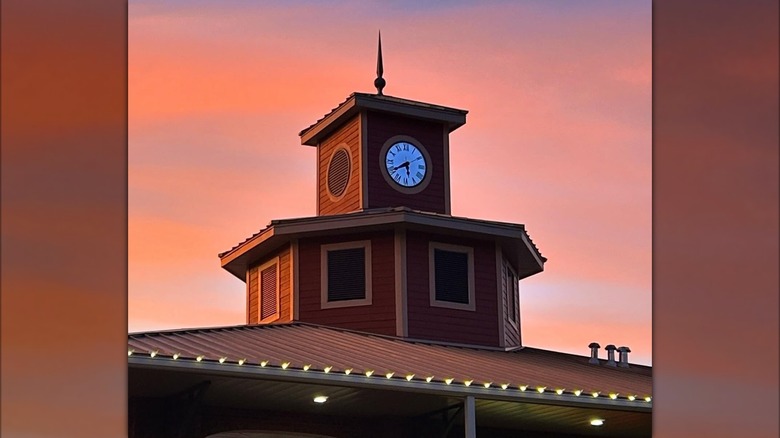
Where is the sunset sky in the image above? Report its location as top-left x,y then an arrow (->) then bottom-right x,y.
128,0 -> 652,364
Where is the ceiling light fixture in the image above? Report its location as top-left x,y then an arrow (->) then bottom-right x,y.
590,419 -> 605,426
313,395 -> 328,404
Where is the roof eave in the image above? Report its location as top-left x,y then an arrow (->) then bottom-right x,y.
220,210 -> 544,282
129,355 -> 651,413
300,93 -> 467,146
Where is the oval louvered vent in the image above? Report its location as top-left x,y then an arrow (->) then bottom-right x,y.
327,148 -> 350,198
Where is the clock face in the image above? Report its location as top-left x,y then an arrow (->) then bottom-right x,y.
384,141 -> 428,188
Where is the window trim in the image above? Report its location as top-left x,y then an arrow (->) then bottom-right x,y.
429,242 -> 476,311
257,256 -> 281,323
320,240 -> 372,309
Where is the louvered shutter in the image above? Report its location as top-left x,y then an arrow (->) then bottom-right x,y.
507,267 -> 517,322
327,248 -> 365,301
434,249 -> 469,304
260,264 -> 277,320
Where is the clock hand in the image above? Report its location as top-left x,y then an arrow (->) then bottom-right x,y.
392,161 -> 411,171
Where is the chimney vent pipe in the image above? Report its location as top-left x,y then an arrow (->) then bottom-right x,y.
605,344 -> 617,367
588,342 -> 600,364
618,346 -> 631,368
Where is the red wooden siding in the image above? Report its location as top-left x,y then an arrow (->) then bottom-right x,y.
365,111 -> 447,213
318,114 -> 361,215
247,246 -> 292,324
502,257 -> 521,347
297,232 -> 396,335
405,231 -> 499,346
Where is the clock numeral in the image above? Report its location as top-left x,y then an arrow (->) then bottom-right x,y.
386,159 -> 394,167
402,143 -> 409,151
418,164 -> 425,170
393,173 -> 401,182
415,172 -> 423,179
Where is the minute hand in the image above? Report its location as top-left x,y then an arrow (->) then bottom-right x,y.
392,162 -> 410,171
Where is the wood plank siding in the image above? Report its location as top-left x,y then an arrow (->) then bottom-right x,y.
317,114 -> 361,215
247,245 -> 292,324
297,232 -> 396,335
405,231 -> 500,346
365,111 -> 448,213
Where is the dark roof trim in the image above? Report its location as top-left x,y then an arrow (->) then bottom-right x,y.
299,92 -> 468,146
219,208 -> 545,279
128,356 -> 651,412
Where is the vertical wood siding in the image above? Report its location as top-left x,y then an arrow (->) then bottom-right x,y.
365,111 -> 448,213
247,245 -> 292,324
318,114 -> 361,215
297,232 -> 396,335
405,231 -> 499,346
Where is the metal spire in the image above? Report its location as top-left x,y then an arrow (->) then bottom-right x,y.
374,31 -> 386,95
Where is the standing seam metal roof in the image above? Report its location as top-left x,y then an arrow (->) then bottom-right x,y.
129,322 -> 651,401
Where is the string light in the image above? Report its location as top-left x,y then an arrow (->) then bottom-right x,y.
128,346 -> 652,404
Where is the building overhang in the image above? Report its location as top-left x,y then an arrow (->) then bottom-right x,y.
129,355 -> 650,413
299,92 -> 468,146
219,208 -> 545,280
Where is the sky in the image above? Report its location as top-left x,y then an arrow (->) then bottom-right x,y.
128,0 -> 652,364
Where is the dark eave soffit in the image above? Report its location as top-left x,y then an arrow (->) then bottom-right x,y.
299,93 -> 468,146
219,210 -> 544,281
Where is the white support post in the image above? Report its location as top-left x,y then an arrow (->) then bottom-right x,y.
464,396 -> 476,438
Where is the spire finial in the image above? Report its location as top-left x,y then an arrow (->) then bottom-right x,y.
374,30 -> 386,95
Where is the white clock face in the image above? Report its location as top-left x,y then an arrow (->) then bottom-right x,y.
384,141 -> 427,188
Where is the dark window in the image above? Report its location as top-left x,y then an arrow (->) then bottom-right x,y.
434,249 -> 469,304
327,248 -> 365,301
260,263 -> 278,320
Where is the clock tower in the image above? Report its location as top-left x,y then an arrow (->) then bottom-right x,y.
299,35 -> 466,216
220,35 -> 545,349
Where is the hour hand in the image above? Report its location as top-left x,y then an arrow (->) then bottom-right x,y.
392,161 -> 410,171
